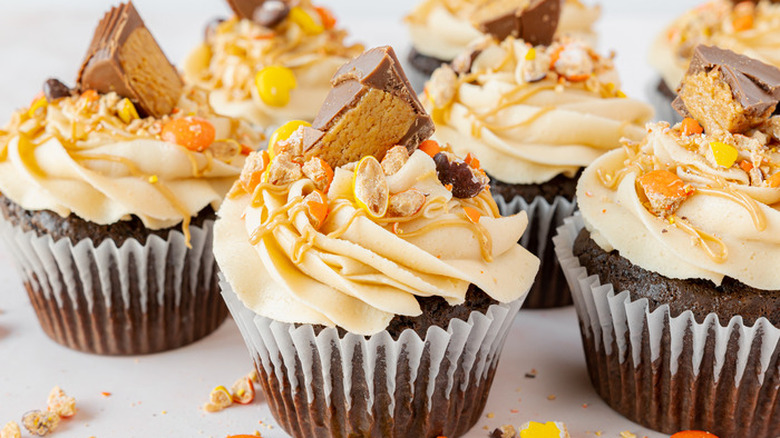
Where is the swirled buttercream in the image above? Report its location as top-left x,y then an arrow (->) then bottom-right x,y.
650,0 -> 780,90
0,86 -> 262,234
424,37 -> 653,185
214,146 -> 539,335
405,0 -> 600,62
183,1 -> 364,128
578,121 -> 780,290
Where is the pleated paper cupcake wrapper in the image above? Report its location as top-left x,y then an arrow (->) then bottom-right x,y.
0,219 -> 227,355
495,194 -> 577,308
553,213 -> 780,437
221,277 -> 524,438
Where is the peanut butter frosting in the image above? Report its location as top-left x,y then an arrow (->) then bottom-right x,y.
405,0 -> 600,62
578,120 -> 780,290
214,141 -> 539,335
0,86 -> 263,239
183,1 -> 364,128
423,37 -> 653,185
651,0 -> 780,90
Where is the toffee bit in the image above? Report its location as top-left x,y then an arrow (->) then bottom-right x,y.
47,386 -> 76,418
204,385 -> 233,413
489,425 -> 518,438
21,410 -> 60,436
0,422 -> 21,438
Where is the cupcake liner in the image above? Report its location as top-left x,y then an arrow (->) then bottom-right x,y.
646,78 -> 682,124
221,277 -> 524,438
0,219 -> 227,355
553,213 -> 780,437
495,194 -> 577,308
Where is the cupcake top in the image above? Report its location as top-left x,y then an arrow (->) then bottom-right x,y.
0,3 -> 262,241
405,0 -> 600,63
423,35 -> 653,185
183,0 -> 364,127
651,0 -> 780,90
214,46 -> 539,335
579,45 -> 780,290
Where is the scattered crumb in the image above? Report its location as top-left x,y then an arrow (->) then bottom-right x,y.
486,412 -> 495,419
524,369 -> 537,379
581,403 -> 588,408
510,409 -> 518,414
100,392 -> 111,398
619,432 -> 637,438
547,395 -> 556,401
1,421 -> 21,438
161,411 -> 167,415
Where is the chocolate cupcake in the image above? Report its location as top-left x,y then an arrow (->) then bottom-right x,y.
403,0 -> 600,89
423,27 -> 653,307
183,0 -> 364,128
0,2 -> 262,355
215,46 -> 539,438
555,46 -> 780,436
649,0 -> 780,122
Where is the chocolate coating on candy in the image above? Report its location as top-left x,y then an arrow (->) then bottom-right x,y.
77,2 -> 183,118
303,46 -> 434,168
475,0 -> 561,46
434,152 -> 489,199
673,45 -> 780,133
253,0 -> 290,28
43,78 -> 73,102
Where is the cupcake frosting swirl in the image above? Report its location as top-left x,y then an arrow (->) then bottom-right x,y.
651,0 -> 780,89
579,121 -> 780,290
424,37 -> 653,184
406,0 -> 600,62
0,87 -> 262,233
215,146 -> 539,335
183,2 -> 364,127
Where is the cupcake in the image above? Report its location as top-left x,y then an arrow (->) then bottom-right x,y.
214,46 -> 539,438
555,45 -> 780,436
422,24 -> 653,307
649,0 -> 780,122
183,0 -> 364,128
0,2 -> 262,355
404,0 -> 600,87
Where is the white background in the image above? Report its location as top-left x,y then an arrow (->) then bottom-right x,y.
0,1 -> 700,437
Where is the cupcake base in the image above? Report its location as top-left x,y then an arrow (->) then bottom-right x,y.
406,47 -> 448,92
554,214 -> 780,437
222,279 -> 524,438
0,197 -> 227,355
492,174 -> 579,308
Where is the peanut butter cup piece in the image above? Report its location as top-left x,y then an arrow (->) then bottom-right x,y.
474,0 -> 561,46
673,45 -> 780,134
303,46 -> 434,168
77,2 -> 183,118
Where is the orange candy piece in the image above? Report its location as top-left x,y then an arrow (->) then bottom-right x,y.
733,14 -> 753,31
305,189 -> 329,229
418,140 -> 441,158
671,431 -> 719,438
314,6 -> 337,29
638,170 -> 690,199
769,171 -> 780,188
463,206 -> 482,224
161,116 -> 216,152
464,153 -> 481,169
230,377 -> 255,405
681,117 -> 703,136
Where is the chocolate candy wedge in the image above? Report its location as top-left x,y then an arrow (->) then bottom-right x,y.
474,0 -> 561,46
227,0 -> 290,27
303,46 -> 434,168
77,2 -> 183,118
673,45 -> 780,134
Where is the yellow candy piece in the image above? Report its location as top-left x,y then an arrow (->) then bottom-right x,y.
118,98 -> 140,124
28,96 -> 47,118
255,66 -> 297,107
289,7 -> 324,35
268,120 -> 311,157
709,141 -> 738,168
525,47 -> 536,61
519,421 -> 568,438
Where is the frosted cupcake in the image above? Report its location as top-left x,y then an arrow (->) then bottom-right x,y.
183,0 -> 364,128
424,33 -> 653,307
215,46 -> 539,438
0,2 -> 262,355
556,46 -> 780,436
405,0 -> 600,86
650,0 -> 780,121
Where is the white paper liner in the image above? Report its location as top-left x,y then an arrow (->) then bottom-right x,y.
495,194 -> 577,308
553,213 -> 780,435
0,218 -> 226,355
221,276 -> 523,437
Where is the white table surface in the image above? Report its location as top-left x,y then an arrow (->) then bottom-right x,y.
0,1 -> 703,437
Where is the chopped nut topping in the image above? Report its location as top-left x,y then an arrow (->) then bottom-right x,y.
239,150 -> 270,193
380,145 -> 409,175
427,65 -> 458,109
302,156 -> 334,192
209,140 -> 241,162
387,189 -> 426,217
21,411 -> 60,436
550,40 -> 595,81
266,151 -> 302,186
516,45 -> 551,83
353,156 -> 390,218
46,386 -> 76,419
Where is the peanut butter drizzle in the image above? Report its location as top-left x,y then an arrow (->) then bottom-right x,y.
695,187 -> 766,231
669,214 -> 728,264
248,195 -> 303,245
391,216 -> 494,262
479,106 -> 555,132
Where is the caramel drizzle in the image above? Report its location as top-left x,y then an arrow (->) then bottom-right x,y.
668,214 -> 728,264
249,195 -> 303,245
695,187 -> 766,231
478,106 -> 555,132
391,216 -> 494,263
